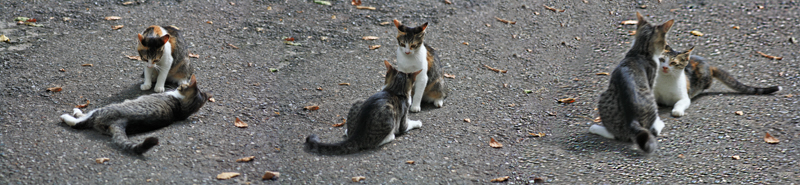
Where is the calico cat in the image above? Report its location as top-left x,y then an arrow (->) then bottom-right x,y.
305,61 -> 422,155
137,25 -> 194,93
654,45 -> 782,117
589,12 -> 673,153
392,19 -> 448,112
60,75 -> 209,155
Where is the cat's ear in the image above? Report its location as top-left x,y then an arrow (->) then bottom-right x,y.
410,69 -> 423,79
684,46 -> 695,56
189,74 -> 197,88
659,19 -> 675,33
420,22 -> 428,32
160,34 -> 171,45
393,19 -> 402,29
137,33 -> 144,42
664,45 -> 672,52
635,12 -> 648,28
384,60 -> 393,71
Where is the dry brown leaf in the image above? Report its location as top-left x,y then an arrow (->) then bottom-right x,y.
304,105 -> 320,111
236,156 -> 255,162
122,1 -> 133,5
558,98 -> 576,104
495,17 -> 516,24
82,64 -> 94,67
216,172 -> 240,180
462,42 -> 469,45
234,117 -> 248,128
125,55 -> 141,60
262,171 -> 280,180
188,52 -> 199,58
483,64 -> 507,73
734,111 -> 744,115
489,138 -> 503,148
731,155 -> 740,160
229,2 -> 235,5
464,118 -> 471,123
284,37 -> 295,41
356,6 -> 376,10
732,26 -> 740,29
104,16 -> 121,21
47,87 -> 63,92
351,0 -> 362,6
206,21 -> 213,24
0,35 -> 9,42
490,176 -> 509,182
111,25 -> 124,30
405,160 -> 415,164
95,157 -> 110,164
765,132 -> 779,144
756,51 -> 783,60
227,43 -> 239,49
362,36 -> 379,40
678,154 -> 685,158
443,73 -> 455,79
351,176 -> 366,182
596,72 -> 610,75
785,94 -> 794,98
316,87 -> 323,91
690,30 -> 704,36
75,100 -> 90,108
529,132 -> 546,137
369,45 -> 381,50
543,5 -> 565,12
332,119 -> 345,127
533,177 -> 544,183
620,20 -> 638,25
208,97 -> 216,102
338,83 -> 350,86
593,117 -> 601,123
379,21 -> 391,25
59,68 -> 66,72
444,0 -> 452,4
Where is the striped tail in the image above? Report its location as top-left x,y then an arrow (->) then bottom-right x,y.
304,134 -> 363,155
711,67 -> 781,94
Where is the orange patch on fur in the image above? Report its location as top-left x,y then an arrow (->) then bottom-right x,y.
149,25 -> 163,36
426,53 -> 434,69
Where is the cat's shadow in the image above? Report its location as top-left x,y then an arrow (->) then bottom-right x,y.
560,133 -> 651,158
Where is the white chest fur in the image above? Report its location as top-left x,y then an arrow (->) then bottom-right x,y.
395,44 -> 428,73
653,68 -> 688,105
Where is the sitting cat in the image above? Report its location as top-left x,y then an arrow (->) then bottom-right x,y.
654,45 -> 782,117
590,12 -> 673,153
305,61 -> 422,155
60,75 -> 209,155
392,19 -> 448,112
137,25 -> 194,93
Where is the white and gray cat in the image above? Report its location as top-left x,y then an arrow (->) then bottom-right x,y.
60,75 -> 209,155
305,61 -> 422,155
590,12 -> 673,154
654,45 -> 781,117
392,19 -> 448,112
137,25 -> 193,93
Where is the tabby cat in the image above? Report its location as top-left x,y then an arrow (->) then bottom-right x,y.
60,75 -> 209,154
305,61 -> 422,155
590,12 -> 673,153
393,19 -> 448,112
654,45 -> 782,117
137,25 -> 194,93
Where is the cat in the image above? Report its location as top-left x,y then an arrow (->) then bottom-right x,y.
654,45 -> 782,117
137,25 -> 194,93
60,75 -> 209,155
589,12 -> 673,154
392,19 -> 448,113
305,61 -> 422,155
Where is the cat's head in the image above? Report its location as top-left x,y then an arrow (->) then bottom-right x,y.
383,60 -> 422,96
137,25 -> 171,68
177,75 -> 210,113
393,19 -> 428,55
659,45 -> 694,75
634,12 -> 674,55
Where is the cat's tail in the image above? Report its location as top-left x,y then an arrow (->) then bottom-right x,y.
304,134 -> 364,155
711,66 -> 781,94
615,70 -> 657,153
631,120 -> 657,153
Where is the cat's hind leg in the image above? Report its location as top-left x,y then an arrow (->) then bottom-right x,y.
589,124 -> 615,139
651,116 -> 665,136
109,120 -> 159,154
60,109 -> 94,127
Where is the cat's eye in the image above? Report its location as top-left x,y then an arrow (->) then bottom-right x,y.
670,62 -> 677,66
399,43 -> 406,47
410,44 -> 417,48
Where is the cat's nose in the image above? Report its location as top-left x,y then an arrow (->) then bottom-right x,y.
404,51 -> 411,54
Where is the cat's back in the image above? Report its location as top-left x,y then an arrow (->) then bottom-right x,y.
100,94 -> 179,119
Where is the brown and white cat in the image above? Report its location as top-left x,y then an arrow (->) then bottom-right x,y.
654,45 -> 781,117
137,25 -> 193,93
60,75 -> 209,155
305,61 -> 422,155
392,19 -> 448,112
590,12 -> 673,153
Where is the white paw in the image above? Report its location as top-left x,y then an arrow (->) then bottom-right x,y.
589,124 -> 615,139
671,109 -> 685,117
433,100 -> 444,108
72,108 -> 84,117
140,83 -> 152,90
652,118 -> 665,136
407,120 -> 422,130
410,105 -> 421,113
60,114 -> 77,126
154,86 -> 165,93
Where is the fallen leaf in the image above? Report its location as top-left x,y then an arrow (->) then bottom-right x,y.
104,16 -> 121,21
405,160 -> 415,164
533,177 -> 544,183
0,35 -> 9,42
125,55 -> 141,60
757,5 -> 764,9
790,37 -> 797,44
523,90 -> 532,94
678,154 -> 685,158
464,118 -> 471,123
732,26 -> 740,30
206,21 -> 213,24
620,20 -> 638,25
462,42 -> 469,45
314,0 -> 331,5
316,87 -> 323,91
14,17 -> 30,22
304,105 -> 320,111
269,68 -> 279,72
95,158 -> 109,164
369,45 -> 381,50
731,155 -> 740,160
332,119 -> 345,127
216,172 -> 240,180
122,1 -> 134,5
82,64 -> 93,67
483,64 -> 507,73
111,25 -> 124,30
229,2 -> 235,5
356,6 -> 376,10
209,97 -> 216,102
734,111 -> 744,115
575,37 -> 581,41
188,52 -> 199,58
765,132 -> 779,144
443,73 -> 455,79
558,98 -> 576,104
47,87 -> 63,92
262,171 -> 280,180
543,5 -> 565,12
593,117 -> 601,123
596,72 -> 610,75
283,41 -> 302,46
227,43 -> 239,49
362,36 -> 379,40
235,156 -> 255,162
489,138 -> 503,148
490,176 -> 509,182
59,68 -> 66,72
379,21 -> 391,25
234,117 -> 248,128
785,94 -> 793,98
338,83 -> 350,86
331,15 -> 336,19
351,0 -> 361,6
351,176 -> 366,182
495,17 -> 516,24
444,0 -> 452,4
528,132 -> 545,137
508,103 -> 515,107
534,11 -> 540,15
284,37 -> 295,41
75,100 -> 90,108
690,30 -> 704,36
755,51 -> 783,60
629,30 -> 637,35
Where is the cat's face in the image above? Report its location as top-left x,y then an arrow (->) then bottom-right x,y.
383,60 -> 421,95
635,12 -> 674,54
137,26 -> 171,68
393,19 -> 427,55
660,45 -> 693,74
177,75 -> 210,112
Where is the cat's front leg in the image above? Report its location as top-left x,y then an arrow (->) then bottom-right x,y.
410,74 -> 428,112
671,98 -> 691,117
140,67 -> 153,90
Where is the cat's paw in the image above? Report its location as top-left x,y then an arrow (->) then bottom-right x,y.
407,120 -> 422,130
589,124 -> 615,139
410,105 -> 421,113
153,86 -> 165,93
140,83 -> 152,90
72,108 -> 84,117
433,99 -> 444,108
60,114 -> 77,126
671,109 -> 685,117
651,118 -> 665,136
